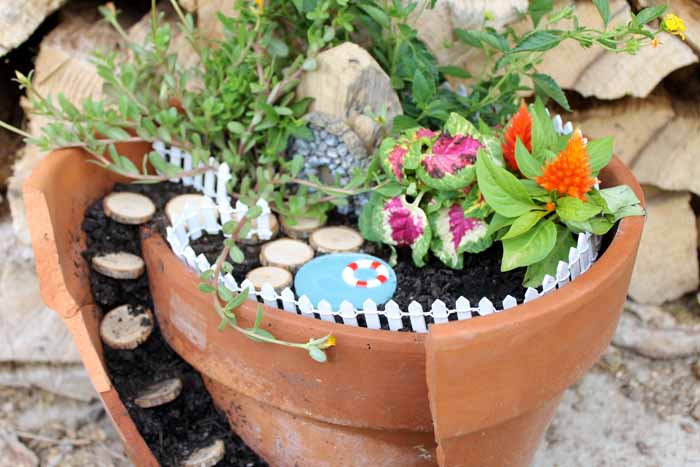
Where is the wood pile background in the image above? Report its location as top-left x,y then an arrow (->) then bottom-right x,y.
1,0 -> 699,361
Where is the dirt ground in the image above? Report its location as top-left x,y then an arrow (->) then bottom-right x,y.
1,300 -> 699,467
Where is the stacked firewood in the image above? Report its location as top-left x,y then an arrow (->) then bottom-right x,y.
2,0 -> 700,309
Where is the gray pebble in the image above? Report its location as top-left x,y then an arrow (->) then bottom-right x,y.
337,144 -> 348,157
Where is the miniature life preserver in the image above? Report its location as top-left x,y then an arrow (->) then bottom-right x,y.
342,259 -> 389,288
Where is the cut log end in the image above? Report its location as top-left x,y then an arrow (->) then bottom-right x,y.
91,252 -> 145,280
100,305 -> 154,350
134,377 -> 183,408
103,192 -> 156,225
309,226 -> 364,253
246,266 -> 293,291
259,238 -> 315,272
181,439 -> 225,467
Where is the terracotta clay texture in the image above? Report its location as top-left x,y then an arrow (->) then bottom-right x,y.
24,143 -> 644,467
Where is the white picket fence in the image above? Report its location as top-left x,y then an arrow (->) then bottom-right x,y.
154,112 -> 604,333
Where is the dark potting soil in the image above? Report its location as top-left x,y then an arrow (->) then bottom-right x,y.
82,182 -> 267,467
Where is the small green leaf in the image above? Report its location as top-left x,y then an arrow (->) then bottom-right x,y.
515,138 -> 543,179
476,151 -> 536,218
502,210 -> 548,240
247,327 -> 276,343
199,283 -> 215,294
411,69 -> 435,107
592,0 -> 611,27
522,225 -> 576,287
532,73 -> 571,111
308,347 -> 328,363
587,137 -> 614,175
376,182 -> 404,197
528,0 -> 555,27
227,288 -> 250,310
635,5 -> 667,25
218,285 -> 233,302
556,197 -> 602,222
513,31 -> 562,52
598,185 -> 643,213
358,4 -> 390,27
501,219 -> 557,271
253,303 -> 264,330
487,213 -> 517,236
229,245 -> 245,264
438,66 -> 471,79
227,121 -> 245,134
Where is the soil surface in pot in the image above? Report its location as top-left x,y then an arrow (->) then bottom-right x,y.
82,182 -> 267,467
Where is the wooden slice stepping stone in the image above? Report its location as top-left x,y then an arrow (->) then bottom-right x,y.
165,194 -> 216,226
246,266 -> 293,291
309,226 -> 364,253
134,378 -> 183,408
239,213 -> 279,245
103,192 -> 156,225
92,252 -> 145,279
100,305 -> 154,350
181,439 -> 225,467
259,238 -> 314,272
280,215 -> 324,239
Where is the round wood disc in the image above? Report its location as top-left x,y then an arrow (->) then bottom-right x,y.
165,194 -> 215,226
238,214 -> 279,245
100,305 -> 154,350
259,238 -> 314,272
92,252 -> 145,279
103,192 -> 156,225
246,266 -> 293,291
280,215 -> 324,239
309,226 -> 364,253
181,439 -> 225,467
134,377 -> 183,408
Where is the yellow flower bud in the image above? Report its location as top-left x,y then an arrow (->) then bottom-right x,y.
663,14 -> 686,40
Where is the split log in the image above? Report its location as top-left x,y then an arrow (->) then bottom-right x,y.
572,94 -> 675,166
0,0 -> 68,57
8,5 -> 126,244
628,190 -> 698,305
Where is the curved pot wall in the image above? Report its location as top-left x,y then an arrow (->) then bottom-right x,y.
25,143 -> 644,467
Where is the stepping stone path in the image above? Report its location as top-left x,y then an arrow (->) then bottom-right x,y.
134,377 -> 183,408
280,215 -> 324,240
295,253 -> 397,309
165,194 -> 216,226
246,266 -> 293,291
260,238 -> 315,272
103,192 -> 156,225
181,439 -> 225,467
309,226 -> 363,254
100,305 -> 154,350
91,252 -> 145,279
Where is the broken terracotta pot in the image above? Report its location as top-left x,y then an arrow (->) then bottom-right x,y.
24,143 -> 644,467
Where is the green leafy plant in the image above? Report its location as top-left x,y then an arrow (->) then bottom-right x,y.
353,0 -> 670,130
477,99 -> 643,286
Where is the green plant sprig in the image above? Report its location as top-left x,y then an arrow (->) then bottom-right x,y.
199,209 -> 336,363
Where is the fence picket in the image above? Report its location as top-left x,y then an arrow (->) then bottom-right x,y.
524,287 -> 539,303
541,274 -> 557,295
339,301 -> 358,327
260,283 -> 278,309
478,297 -> 495,316
317,300 -> 335,323
408,301 -> 427,333
203,157 -> 217,197
223,273 -> 238,292
556,260 -> 570,288
568,246 -> 581,280
362,299 -> 381,329
280,287 -> 297,313
182,152 -> 193,186
168,147 -> 182,182
502,295 -> 517,310
385,300 -> 403,331
298,295 -> 315,319
455,296 -> 471,321
431,299 -> 448,324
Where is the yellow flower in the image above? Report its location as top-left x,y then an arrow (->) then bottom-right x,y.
663,14 -> 686,40
318,334 -> 336,349
255,0 -> 264,13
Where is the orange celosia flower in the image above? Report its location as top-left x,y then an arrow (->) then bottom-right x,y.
501,101 -> 532,172
536,131 -> 596,201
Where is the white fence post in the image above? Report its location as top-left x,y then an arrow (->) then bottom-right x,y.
455,296 -> 471,321
385,300 -> 403,331
408,301 -> 427,333
362,299 -> 381,330
339,301 -> 358,327
431,299 -> 448,324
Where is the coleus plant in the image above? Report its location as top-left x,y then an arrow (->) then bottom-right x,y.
360,99 -> 644,287
359,114 -> 496,268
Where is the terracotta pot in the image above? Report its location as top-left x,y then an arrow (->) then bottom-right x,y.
24,143 -> 644,467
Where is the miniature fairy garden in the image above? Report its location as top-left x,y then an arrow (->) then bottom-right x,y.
8,0 -> 684,465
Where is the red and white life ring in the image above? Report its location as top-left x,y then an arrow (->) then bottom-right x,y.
342,259 -> 389,288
